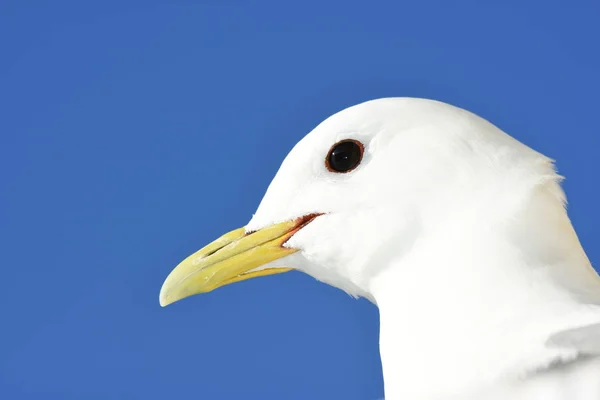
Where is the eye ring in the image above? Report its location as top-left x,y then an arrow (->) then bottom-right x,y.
325,139 -> 364,173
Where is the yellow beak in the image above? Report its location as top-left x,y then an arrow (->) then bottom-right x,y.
159,214 -> 319,307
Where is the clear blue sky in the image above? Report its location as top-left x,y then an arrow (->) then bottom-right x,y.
1,1 -> 599,399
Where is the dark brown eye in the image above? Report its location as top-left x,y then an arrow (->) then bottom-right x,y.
325,140 -> 364,173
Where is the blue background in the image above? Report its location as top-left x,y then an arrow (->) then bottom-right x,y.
1,1 -> 599,399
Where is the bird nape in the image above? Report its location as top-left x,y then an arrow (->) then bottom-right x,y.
159,98 -> 600,400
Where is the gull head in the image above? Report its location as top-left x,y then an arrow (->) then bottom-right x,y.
159,97 -> 571,306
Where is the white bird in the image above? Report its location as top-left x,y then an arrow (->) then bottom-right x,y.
160,98 -> 600,399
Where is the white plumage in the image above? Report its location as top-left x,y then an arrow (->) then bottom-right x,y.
245,98 -> 600,399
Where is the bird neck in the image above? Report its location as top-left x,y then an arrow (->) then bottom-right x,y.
368,181 -> 600,398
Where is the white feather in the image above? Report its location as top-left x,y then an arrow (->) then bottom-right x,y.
246,98 -> 600,399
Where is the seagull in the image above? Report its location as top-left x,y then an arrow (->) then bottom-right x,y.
159,98 -> 600,399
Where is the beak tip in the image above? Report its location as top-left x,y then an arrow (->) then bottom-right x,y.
160,293 -> 177,307
159,282 -> 173,307
159,297 -> 168,307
